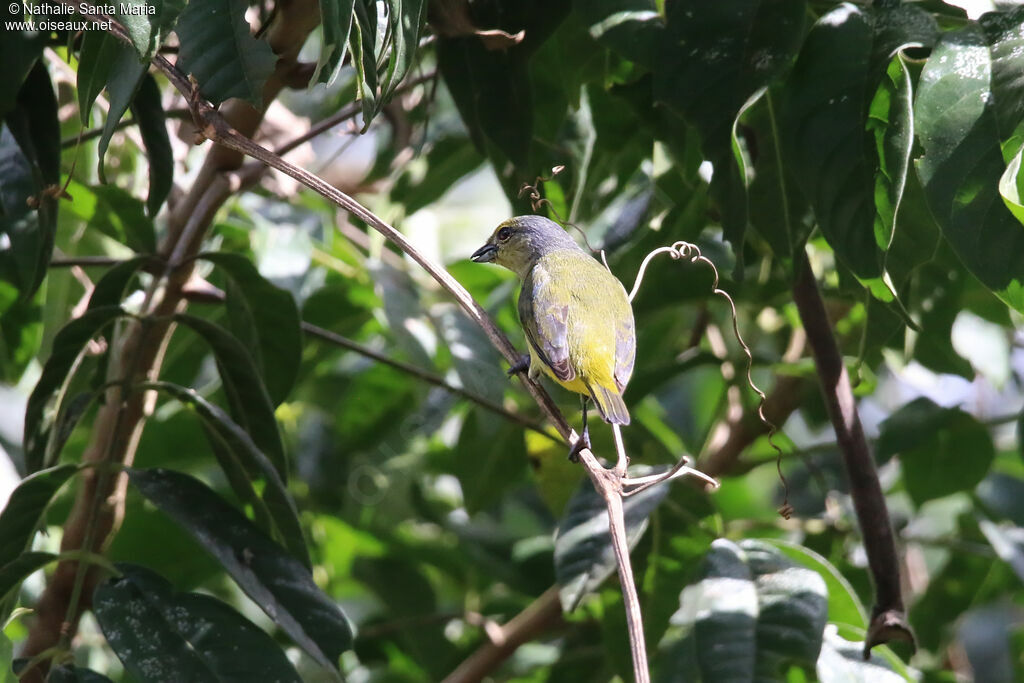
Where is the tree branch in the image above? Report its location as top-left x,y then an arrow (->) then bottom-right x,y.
791,251 -> 913,657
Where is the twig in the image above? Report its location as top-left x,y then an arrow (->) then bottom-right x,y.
791,252 -> 913,657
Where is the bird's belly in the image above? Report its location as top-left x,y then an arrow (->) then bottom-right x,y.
528,346 -> 590,395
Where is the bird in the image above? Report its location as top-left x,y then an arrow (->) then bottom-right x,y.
470,215 -> 636,461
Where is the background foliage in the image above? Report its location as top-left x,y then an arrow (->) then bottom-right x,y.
2,0 -> 1024,681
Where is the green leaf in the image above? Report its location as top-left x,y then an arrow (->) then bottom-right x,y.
554,465 -> 671,611
655,539 -> 828,681
97,44 -> 147,184
174,313 -> 288,478
0,4 -> 45,120
815,628 -> 909,682
760,539 -> 867,629
350,0 -> 381,123
199,252 -> 302,406
916,8 -> 1024,311
876,397 -> 995,505
175,0 -> 278,106
453,410 -> 528,515
0,465 -> 77,570
573,0 -> 662,69
0,284 -> 42,383
392,136 -> 484,215
148,380 -> 309,569
379,0 -> 427,104
76,32 -> 120,125
1,61 -> 60,300
94,563 -> 302,683
128,468 -> 353,669
23,306 -> 124,473
314,0 -> 356,85
0,552 -> 56,606
655,0 -> 806,258
47,664 -> 115,683
63,180 -> 157,254
87,255 -> 153,310
131,74 -> 173,217
117,0 -> 186,59
0,630 -> 14,683
782,3 -> 937,281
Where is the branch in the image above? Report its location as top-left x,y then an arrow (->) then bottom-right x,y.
791,251 -> 913,657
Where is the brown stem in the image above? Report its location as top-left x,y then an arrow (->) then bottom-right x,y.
791,251 -> 913,657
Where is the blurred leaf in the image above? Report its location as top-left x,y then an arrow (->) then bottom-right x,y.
815,627 -> 908,682
175,0 -> 277,106
0,632 -> 11,683
199,252 -> 302,406
131,74 -> 173,218
916,8 -> 1024,311
0,5 -> 45,120
573,0 -> 662,69
350,0 -> 380,123
379,0 -> 428,105
94,563 -> 302,683
877,397 -> 995,505
393,137 -> 484,215
0,284 -> 42,383
76,32 -> 120,125
453,410 -> 528,515
761,538 -> 867,629
0,465 -> 76,574
97,44 -> 147,184
314,0 -> 356,85
47,665 -> 115,683
978,518 -> 1024,582
0,552 -> 55,606
555,465 -> 670,611
656,0 -> 806,257
118,0 -> 187,59
654,539 -> 828,681
174,313 -> 287,478
128,468 -> 353,669
782,3 -> 936,281
87,256 -> 152,310
369,260 -> 433,369
64,180 -> 157,254
149,380 -> 309,569
23,306 -> 124,473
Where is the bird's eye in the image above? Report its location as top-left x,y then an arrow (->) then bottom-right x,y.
497,227 -> 513,242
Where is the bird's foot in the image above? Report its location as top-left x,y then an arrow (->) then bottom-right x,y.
567,427 -> 591,463
507,353 -> 530,377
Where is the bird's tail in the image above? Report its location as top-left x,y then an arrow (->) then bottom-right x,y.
587,383 -> 630,425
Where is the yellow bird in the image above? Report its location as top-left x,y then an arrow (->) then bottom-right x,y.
471,215 -> 636,460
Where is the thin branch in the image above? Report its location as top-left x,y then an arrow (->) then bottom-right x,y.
791,251 -> 913,657
61,108 -> 190,148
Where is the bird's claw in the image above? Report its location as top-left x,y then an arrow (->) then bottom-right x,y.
507,353 -> 530,377
567,428 -> 591,463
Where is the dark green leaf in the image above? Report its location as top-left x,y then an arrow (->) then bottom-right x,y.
0,283 -> 42,383
175,0 -> 277,106
916,9 -> 1024,311
131,74 -> 173,217
654,539 -> 827,681
761,539 -> 866,629
573,0 -> 662,69
392,136 -> 484,215
655,0 -> 806,257
350,0 -> 380,123
314,0 -> 356,85
128,468 -> 353,668
94,563 -> 302,683
23,306 -> 124,473
48,664 -> 115,683
379,0 -> 427,104
0,465 -> 76,569
174,313 -> 288,478
97,44 -> 147,184
76,32 -> 120,125
0,552 -> 56,605
149,380 -> 309,569
199,252 -> 302,406
0,4 -> 45,120
453,410 -> 528,515
554,465 -> 671,611
87,255 -> 153,310
877,397 -> 995,505
64,180 -> 157,254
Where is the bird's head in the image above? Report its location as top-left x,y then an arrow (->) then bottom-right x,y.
470,215 -> 580,278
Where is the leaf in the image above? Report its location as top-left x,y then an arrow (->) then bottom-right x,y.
97,44 -> 147,184
815,627 -> 909,682
453,410 -> 528,515
174,313 -> 288,478
392,136 -> 484,215
47,665 -> 115,683
76,32 -> 120,125
876,397 -> 995,506
117,0 -> 187,59
978,518 -> 1024,583
314,0 -> 356,85
149,381 -> 309,569
655,539 -> 828,681
128,468 -> 353,669
379,0 -> 428,105
760,539 -> 867,629
198,252 -> 302,406
554,465 -> 671,611
572,0 -> 662,69
23,307 -> 124,473
350,0 -> 380,123
94,563 -> 302,683
87,255 -> 153,310
0,4 -> 45,120
916,8 -> 1024,311
655,0 -> 806,258
0,284 -> 42,383
0,552 -> 56,605
130,74 -> 173,217
0,465 -> 77,570
63,180 -> 157,254
1,61 -> 60,300
175,0 -> 278,106
782,3 -> 937,281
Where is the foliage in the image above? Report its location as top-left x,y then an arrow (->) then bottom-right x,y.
1,0 -> 1024,681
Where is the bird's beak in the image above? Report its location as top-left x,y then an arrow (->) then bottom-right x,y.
470,243 -> 498,263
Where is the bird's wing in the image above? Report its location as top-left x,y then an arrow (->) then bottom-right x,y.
613,300 -> 635,393
519,266 -> 575,382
